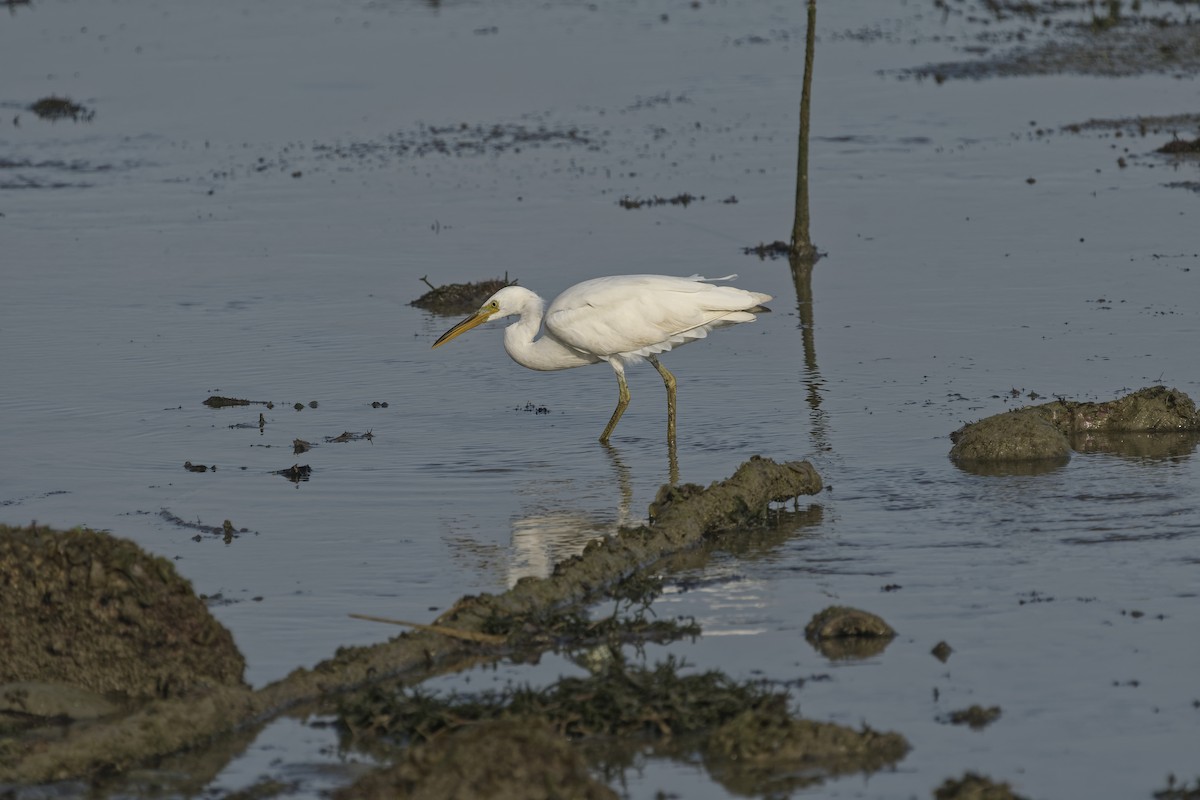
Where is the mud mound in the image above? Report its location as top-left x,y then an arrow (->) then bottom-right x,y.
950,386 -> 1200,466
0,525 -> 246,699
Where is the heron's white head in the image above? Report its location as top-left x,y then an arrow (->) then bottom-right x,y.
432,285 -> 539,348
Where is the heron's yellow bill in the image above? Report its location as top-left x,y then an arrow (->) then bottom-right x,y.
432,308 -> 496,348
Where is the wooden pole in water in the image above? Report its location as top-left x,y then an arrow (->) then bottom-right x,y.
790,0 -> 817,260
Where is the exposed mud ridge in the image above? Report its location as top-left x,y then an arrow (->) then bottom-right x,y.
410,275 -> 513,316
901,0 -> 1200,80
950,385 -> 1200,469
0,456 -> 822,786
0,524 -> 246,700
335,654 -> 907,798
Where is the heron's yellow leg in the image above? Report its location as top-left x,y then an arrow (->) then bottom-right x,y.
649,356 -> 677,445
599,369 -> 631,444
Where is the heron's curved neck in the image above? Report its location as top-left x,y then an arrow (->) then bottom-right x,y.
502,300 -> 596,371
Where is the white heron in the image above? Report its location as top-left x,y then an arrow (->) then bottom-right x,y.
432,274 -> 771,443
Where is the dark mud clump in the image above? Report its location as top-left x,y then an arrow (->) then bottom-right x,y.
334,718 -> 617,800
935,771 -> 1030,800
28,96 -> 95,122
950,385 -> 1200,466
411,275 -> 513,316
931,640 -> 954,663
0,524 -> 245,699
940,704 -> 1002,730
804,606 -> 896,661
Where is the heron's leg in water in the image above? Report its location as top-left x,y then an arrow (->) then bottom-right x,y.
648,356 -> 677,445
599,362 -> 631,444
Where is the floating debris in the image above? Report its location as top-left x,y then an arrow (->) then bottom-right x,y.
326,431 -> 373,443
274,464 -> 312,482
293,439 -> 312,454
182,462 -> 213,473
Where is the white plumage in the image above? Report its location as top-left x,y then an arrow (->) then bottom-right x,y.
433,274 -> 771,443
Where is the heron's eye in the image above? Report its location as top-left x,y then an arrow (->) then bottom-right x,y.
489,301 -> 499,310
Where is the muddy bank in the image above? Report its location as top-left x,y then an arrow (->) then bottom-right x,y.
0,456 -> 823,786
949,385 -> 1200,469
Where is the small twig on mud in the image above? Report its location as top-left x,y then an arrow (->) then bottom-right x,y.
419,275 -> 437,291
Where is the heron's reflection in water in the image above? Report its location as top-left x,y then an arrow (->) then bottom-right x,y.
504,444 -> 635,587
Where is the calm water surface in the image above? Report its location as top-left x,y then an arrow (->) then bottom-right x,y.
2,1 -> 1198,798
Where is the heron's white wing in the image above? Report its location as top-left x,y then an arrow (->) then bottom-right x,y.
544,275 -> 770,360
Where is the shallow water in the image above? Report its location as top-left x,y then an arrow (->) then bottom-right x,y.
2,0 -> 1199,797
